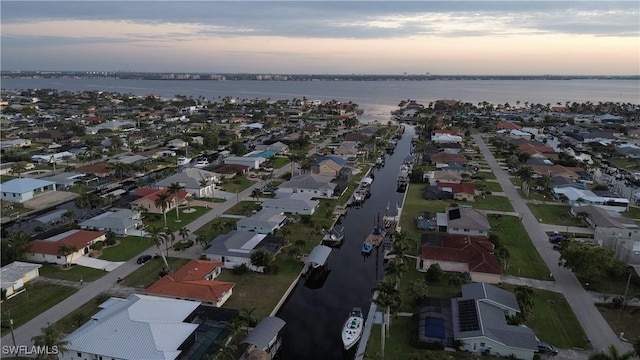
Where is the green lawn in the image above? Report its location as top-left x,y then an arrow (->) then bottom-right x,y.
528,204 -> 586,227
193,217 -> 239,239
522,287 -> 591,349
398,266 -> 462,312
39,264 -> 107,282
218,257 -> 303,320
609,157 -> 640,171
1,283 -> 77,336
54,296 -> 103,335
120,257 -> 191,288
225,201 -> 262,216
597,305 -> 640,344
476,171 -> 496,180
518,189 -> 551,202
471,195 -> 514,211
474,180 -> 503,192
143,206 -> 209,232
271,156 -> 290,169
99,236 -> 153,261
0,175 -> 17,183
220,176 -> 256,193
489,215 -> 550,280
622,205 -> 640,221
510,178 -> 523,187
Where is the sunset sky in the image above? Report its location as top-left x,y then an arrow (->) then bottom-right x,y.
1,1 -> 638,75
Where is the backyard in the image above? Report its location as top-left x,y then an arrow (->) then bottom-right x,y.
225,200 -> 262,216
488,215 -> 550,280
1,282 -> 77,336
99,236 -> 153,262
528,204 -> 586,227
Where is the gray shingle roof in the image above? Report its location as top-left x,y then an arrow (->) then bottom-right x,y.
156,168 -> 219,189
241,316 -> 286,349
279,174 -> 336,191
448,207 -> 491,231
461,282 -> 520,312
0,261 -> 42,289
79,209 -> 139,232
205,231 -> 267,259
261,197 -> 319,211
236,209 -> 286,230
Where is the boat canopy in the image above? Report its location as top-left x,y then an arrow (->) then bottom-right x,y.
360,177 -> 373,186
305,245 -> 332,267
241,316 -> 286,349
34,209 -> 68,224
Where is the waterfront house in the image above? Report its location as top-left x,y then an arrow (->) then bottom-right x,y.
146,260 -> 235,307
418,233 -> 501,284
204,231 -> 284,272
0,178 -> 56,203
277,174 -> 337,198
79,209 -> 142,236
0,261 -> 42,299
436,182 -> 479,201
236,209 -> 287,234
429,152 -> 468,167
262,195 -> 319,215
26,230 -> 106,265
423,170 -> 463,185
436,206 -> 490,236
316,158 -> 343,177
553,187 -> 629,212
156,168 -> 220,198
224,156 -> 266,170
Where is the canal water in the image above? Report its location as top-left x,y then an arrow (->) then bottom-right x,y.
276,126 -> 414,359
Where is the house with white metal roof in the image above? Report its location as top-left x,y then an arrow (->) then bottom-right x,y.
60,294 -> 201,360
224,156 -> 266,170
236,209 -> 287,234
156,168 -> 220,198
0,178 -> 56,203
0,261 -> 42,299
261,196 -> 319,215
277,174 -> 337,198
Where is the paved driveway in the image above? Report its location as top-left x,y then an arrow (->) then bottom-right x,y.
74,257 -> 125,272
473,134 -> 631,353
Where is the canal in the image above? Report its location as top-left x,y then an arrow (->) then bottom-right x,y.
276,125 -> 414,359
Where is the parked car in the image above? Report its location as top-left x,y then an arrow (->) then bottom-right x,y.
136,255 -> 152,264
537,342 -> 558,356
549,234 -> 567,244
552,244 -> 564,251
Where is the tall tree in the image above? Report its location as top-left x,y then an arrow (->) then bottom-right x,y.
372,279 -> 401,355
1,230 -> 32,266
31,325 -> 69,360
58,244 -> 79,268
62,210 -> 76,224
10,162 -> 26,178
560,242 -> 627,282
166,182 -> 184,220
147,226 -> 171,272
154,191 -> 171,228
385,257 -> 408,283
516,166 -> 534,196
178,227 -> 190,241
514,285 -> 536,320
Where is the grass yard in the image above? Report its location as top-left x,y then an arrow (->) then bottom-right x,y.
0,283 -> 77,336
575,273 -> 640,295
220,176 -> 256,193
521,287 -> 591,349
0,175 -> 17,183
489,215 -> 550,280
510,178 -> 523,187
398,266 -> 462,312
609,157 -> 640,171
622,205 -> 640,221
518,190 -> 550,202
219,257 -> 303,320
471,195 -> 514,212
474,180 -> 503,192
99,236 -> 153,261
193,217 -> 239,238
528,204 -> 586,227
120,257 -> 191,288
39,264 -> 107,282
476,171 -> 496,180
225,200 -> 262,216
143,206 -> 209,232
54,296 -> 103,335
271,156 -> 290,169
597,305 -> 640,343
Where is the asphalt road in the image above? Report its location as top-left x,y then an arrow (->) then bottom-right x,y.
473,134 -> 631,353
0,164 -> 292,348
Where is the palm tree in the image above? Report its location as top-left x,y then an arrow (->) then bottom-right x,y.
372,279 -> 401,356
280,227 -> 292,243
514,285 -> 536,320
178,227 -> 190,241
238,307 -> 258,327
62,210 -> 76,224
384,257 -> 408,283
588,345 -> 636,360
31,325 -> 69,360
166,182 -> 184,220
250,188 -> 261,201
10,162 -> 26,178
195,234 -> 210,249
516,166 -> 534,196
154,191 -> 171,228
147,226 -> 171,272
58,244 -> 79,267
199,178 -> 210,198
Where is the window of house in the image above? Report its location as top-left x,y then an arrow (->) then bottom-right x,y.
464,229 -> 469,232
480,342 -> 485,347
77,352 -> 82,357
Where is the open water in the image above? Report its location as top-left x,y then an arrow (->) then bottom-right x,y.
1,78 -> 638,123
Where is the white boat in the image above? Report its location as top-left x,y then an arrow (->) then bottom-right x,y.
193,159 -> 209,168
341,307 -> 364,350
177,156 -> 191,166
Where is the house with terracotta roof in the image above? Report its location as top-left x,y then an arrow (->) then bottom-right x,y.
429,152 -> 468,166
130,188 -> 190,214
496,121 -> 521,131
437,182 -> 479,201
75,162 -> 114,178
146,260 -> 235,307
26,230 -> 106,265
419,234 -> 502,284
530,164 -> 580,180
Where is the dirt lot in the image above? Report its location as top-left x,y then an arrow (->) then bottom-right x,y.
22,191 -> 79,210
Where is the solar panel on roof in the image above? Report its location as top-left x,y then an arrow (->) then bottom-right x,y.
449,208 -> 461,220
457,299 -> 480,332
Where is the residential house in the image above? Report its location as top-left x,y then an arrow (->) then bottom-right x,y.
0,261 -> 42,299
146,259 -> 235,307
571,205 -> 640,265
277,174 -> 337,198
453,283 -> 538,359
437,182 -> 479,201
60,294 -> 201,360
423,185 -> 454,201
429,153 -> 468,167
530,165 -> 580,180
31,151 -> 75,164
131,188 -> 190,214
236,209 -> 287,234
0,178 -> 56,203
343,132 -> 371,143
553,187 -> 629,212
75,162 -> 114,178
419,234 -> 501,283
167,138 -> 188,148
40,172 -> 86,189
204,231 -> 284,272
423,170 -> 463,185
436,206 -> 491,236
79,209 -> 143,236
29,130 -> 66,144
567,131 -> 617,144
317,159 -> 343,177
497,129 -> 533,140
224,156 -> 266,170
156,168 -> 220,198
262,195 -> 319,215
26,230 -> 106,265
431,130 -> 463,143
240,317 -> 286,360
0,138 -> 31,149
211,163 -> 249,177
254,141 -> 290,155
496,121 -> 522,131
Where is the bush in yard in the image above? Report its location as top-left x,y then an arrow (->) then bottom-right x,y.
264,263 -> 280,275
612,295 -> 624,309
173,240 -> 194,251
95,292 -> 111,305
425,263 -> 443,283
232,263 -> 249,275
250,248 -> 273,268
105,232 -> 117,246
90,241 -> 104,251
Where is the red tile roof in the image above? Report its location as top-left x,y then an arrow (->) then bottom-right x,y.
75,162 -> 113,175
437,182 -> 477,195
132,188 -> 190,203
496,121 -> 522,130
421,235 -> 501,275
146,260 -> 235,303
517,143 -> 555,154
30,230 -> 105,255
